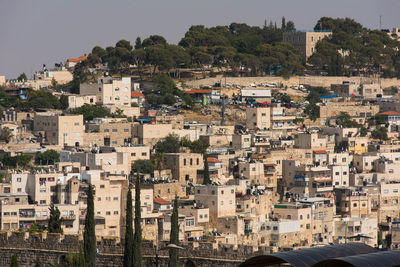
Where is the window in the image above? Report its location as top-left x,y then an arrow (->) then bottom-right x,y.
16,178 -> 21,182
221,190 -> 224,195
394,189 -> 399,193
184,159 -> 186,166
104,129 -> 109,132
113,197 -> 118,201
353,203 -> 357,207
100,185 -> 105,188
74,122 -> 79,126
98,87 -> 102,92
112,129 -> 117,132
124,128 -> 129,132
141,152 -> 147,156
40,200 -> 46,204
106,211 -> 111,215
186,219 -> 195,227
115,87 -> 119,91
17,188 -> 21,192
114,211 -> 119,215
98,197 -> 102,201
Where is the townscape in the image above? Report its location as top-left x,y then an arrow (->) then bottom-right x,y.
2,16 -> 400,266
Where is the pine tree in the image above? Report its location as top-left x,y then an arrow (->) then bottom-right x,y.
169,196 -> 179,267
10,254 -> 18,267
135,37 -> 142,50
84,184 -> 96,267
203,154 -> 210,185
48,202 -> 63,233
133,174 -> 142,267
123,188 -> 134,267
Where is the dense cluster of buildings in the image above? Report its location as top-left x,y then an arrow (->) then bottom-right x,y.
2,54 -> 400,256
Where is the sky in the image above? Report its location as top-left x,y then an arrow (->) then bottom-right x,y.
0,0 -> 399,79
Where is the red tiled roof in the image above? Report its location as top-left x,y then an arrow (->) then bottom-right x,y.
207,157 -> 221,163
265,163 -> 277,167
313,150 -> 327,154
67,56 -> 87,63
185,89 -> 212,94
154,198 -> 171,204
244,218 -> 253,221
131,92 -> 144,98
378,111 -> 400,116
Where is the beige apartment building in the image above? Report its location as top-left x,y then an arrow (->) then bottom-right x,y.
165,153 -> 203,183
334,188 -> 377,219
333,217 -> 377,247
67,94 -> 97,109
80,77 -> 131,106
194,184 -> 236,227
246,107 -> 271,131
34,113 -> 84,146
360,83 -> 382,99
85,118 -> 133,147
133,123 -> 173,146
82,171 -> 128,237
283,30 -> 332,59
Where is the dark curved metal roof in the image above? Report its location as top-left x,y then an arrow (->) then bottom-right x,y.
313,250 -> 400,267
239,243 -> 377,267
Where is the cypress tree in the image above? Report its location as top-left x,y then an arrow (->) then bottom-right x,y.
169,196 -> 179,267
203,154 -> 210,185
133,175 -> 142,267
48,202 -> 63,233
35,254 -> 41,267
10,254 -> 18,267
84,184 -> 96,267
123,188 -> 134,267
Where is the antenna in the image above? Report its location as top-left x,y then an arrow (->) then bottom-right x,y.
379,15 -> 382,29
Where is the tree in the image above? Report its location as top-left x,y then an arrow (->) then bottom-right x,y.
60,95 -> 69,110
36,149 -> 60,165
360,126 -> 368,137
17,73 -> 28,82
134,175 -> 142,267
132,159 -> 155,174
135,37 -> 142,50
64,250 -> 85,267
48,202 -> 63,233
123,189 -> 134,267
1,154 -> 32,169
304,103 -> 319,121
169,196 -> 179,267
70,104 -> 111,121
35,255 -> 41,267
10,254 -> 19,267
371,126 -> 389,141
155,134 -> 180,153
27,90 -> 62,109
84,184 -> 96,267
203,155 -> 211,185
0,127 -> 13,143
336,112 -> 360,128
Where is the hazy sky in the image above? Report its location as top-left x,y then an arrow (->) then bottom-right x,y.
0,0 -> 399,79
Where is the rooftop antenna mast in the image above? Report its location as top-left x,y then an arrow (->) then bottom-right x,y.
379,15 -> 382,29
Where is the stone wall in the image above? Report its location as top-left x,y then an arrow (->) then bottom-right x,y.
0,232 -> 271,266
186,76 -> 400,89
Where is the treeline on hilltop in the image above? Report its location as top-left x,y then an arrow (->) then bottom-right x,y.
310,17 -> 400,77
70,16 -> 400,92
71,18 -> 302,92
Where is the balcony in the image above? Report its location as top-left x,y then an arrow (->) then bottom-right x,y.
62,214 -> 76,220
